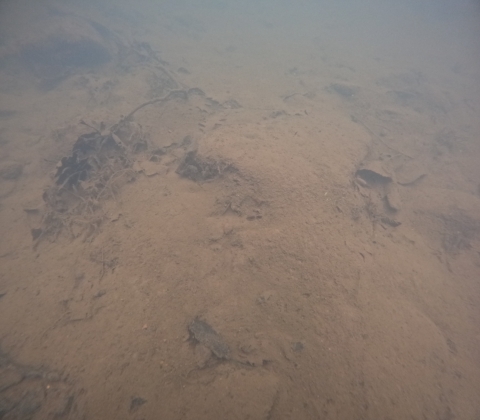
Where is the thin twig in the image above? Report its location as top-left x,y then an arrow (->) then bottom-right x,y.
80,119 -> 101,134
95,168 -> 134,201
122,89 -> 188,121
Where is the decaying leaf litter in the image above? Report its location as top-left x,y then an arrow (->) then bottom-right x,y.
34,86 -> 237,248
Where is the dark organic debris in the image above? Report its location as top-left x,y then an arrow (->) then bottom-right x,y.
188,318 -> 230,359
54,130 -> 129,189
36,120 -> 143,246
36,87 -> 229,246
55,154 -> 91,187
176,151 -> 235,182
380,216 -> 402,227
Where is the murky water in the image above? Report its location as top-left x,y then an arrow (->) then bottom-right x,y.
0,1 -> 479,418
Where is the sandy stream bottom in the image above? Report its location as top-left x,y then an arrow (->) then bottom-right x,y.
0,1 -> 479,419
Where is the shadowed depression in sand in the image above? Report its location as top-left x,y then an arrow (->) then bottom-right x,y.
0,0 -> 479,418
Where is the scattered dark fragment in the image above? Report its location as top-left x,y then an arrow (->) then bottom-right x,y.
72,132 -> 102,155
55,154 -> 92,188
93,290 -> 106,299
132,140 -> 148,153
181,135 -> 193,147
179,164 -> 199,180
188,87 -> 205,97
188,318 -> 230,359
54,130 -> 126,188
446,338 -> 457,355
138,41 -> 169,65
223,99 -> 242,109
328,83 -> 357,98
356,169 -> 392,186
291,342 -> 304,352
130,397 -> 147,412
206,97 -> 222,109
176,151 -> 219,182
270,110 -> 287,118
380,217 -> 401,227
24,208 -> 40,215
151,148 -> 166,156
